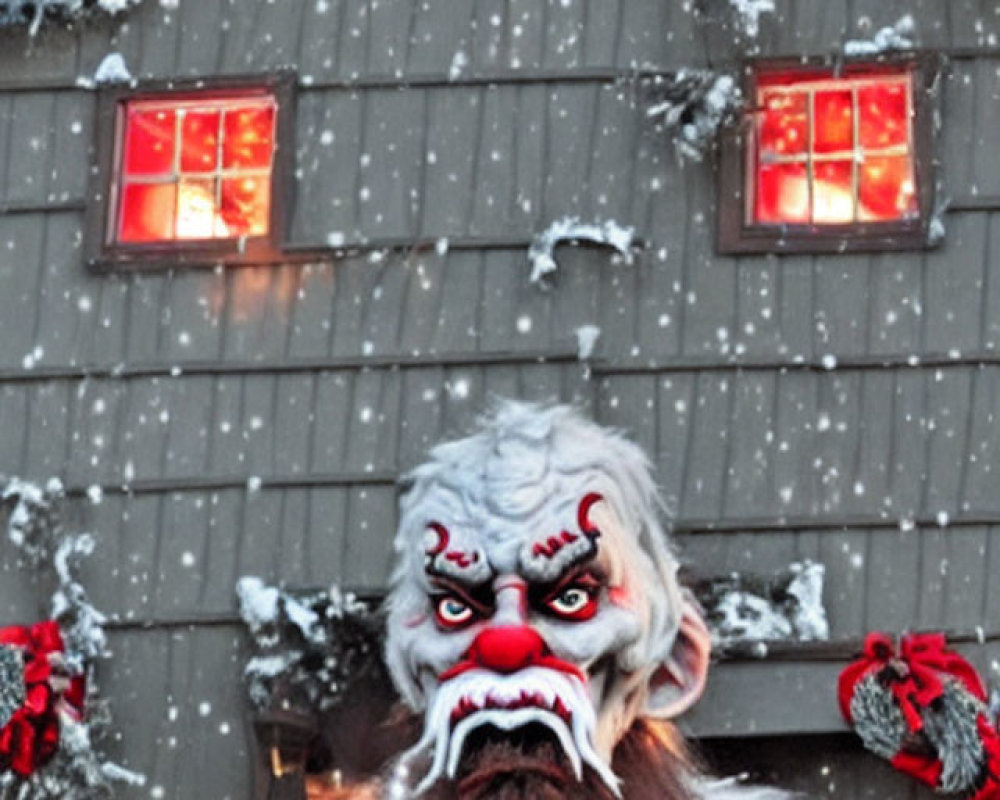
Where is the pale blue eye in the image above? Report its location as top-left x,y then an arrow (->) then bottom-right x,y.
552,588 -> 587,612
436,596 -> 473,625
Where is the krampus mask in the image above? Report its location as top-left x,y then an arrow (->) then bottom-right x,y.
383,401 -> 770,800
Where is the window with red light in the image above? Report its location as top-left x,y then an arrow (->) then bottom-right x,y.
115,94 -> 276,243
717,59 -> 938,254
753,71 -> 916,225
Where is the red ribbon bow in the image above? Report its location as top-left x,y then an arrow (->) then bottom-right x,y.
0,621 -> 85,778
839,632 -> 987,734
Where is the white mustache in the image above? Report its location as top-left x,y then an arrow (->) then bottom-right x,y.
400,666 -> 621,798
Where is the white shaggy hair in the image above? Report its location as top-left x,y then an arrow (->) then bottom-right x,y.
387,399 -> 688,707
382,399 -> 797,800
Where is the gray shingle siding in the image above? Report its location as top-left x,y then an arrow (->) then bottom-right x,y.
1,1 -> 998,796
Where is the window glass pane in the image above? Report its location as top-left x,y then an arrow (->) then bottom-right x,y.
737,67 -> 923,248
859,155 -> 917,221
812,161 -> 854,223
220,176 -> 270,236
223,105 -> 275,169
859,82 -> 908,150
114,93 -> 277,248
176,179 -> 222,239
118,183 -> 177,242
759,91 -> 807,157
813,90 -> 853,154
124,108 -> 175,175
755,162 -> 809,224
181,110 -> 220,173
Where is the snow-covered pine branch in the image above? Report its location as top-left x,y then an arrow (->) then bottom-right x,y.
0,0 -> 141,35
644,70 -> 742,163
0,477 -> 144,797
236,577 -> 383,713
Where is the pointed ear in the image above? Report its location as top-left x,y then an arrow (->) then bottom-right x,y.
644,601 -> 712,718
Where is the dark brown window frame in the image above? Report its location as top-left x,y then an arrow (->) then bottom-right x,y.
84,71 -> 297,271
717,53 -> 941,255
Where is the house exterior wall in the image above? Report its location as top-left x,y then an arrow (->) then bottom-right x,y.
0,1 -> 998,796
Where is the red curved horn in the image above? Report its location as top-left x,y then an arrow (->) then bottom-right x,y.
577,493 -> 604,536
425,522 -> 450,556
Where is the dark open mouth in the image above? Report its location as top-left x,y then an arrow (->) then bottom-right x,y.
450,692 -> 573,728
454,723 -> 575,799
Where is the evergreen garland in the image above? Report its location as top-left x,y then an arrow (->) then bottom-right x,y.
0,478 -> 144,797
0,0 -> 140,34
237,577 -> 384,715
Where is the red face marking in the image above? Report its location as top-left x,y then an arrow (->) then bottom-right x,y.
528,495 -> 602,561
444,550 -> 479,569
531,530 -> 579,559
426,522 -> 450,556
577,493 -> 603,536
608,586 -> 630,607
427,523 -> 480,570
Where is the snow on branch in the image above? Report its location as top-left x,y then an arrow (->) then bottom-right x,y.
844,14 -> 916,55
236,577 -> 384,713
693,560 -> 830,657
527,217 -> 636,286
3,477 -> 64,567
644,70 -> 742,163
0,0 -> 140,35
1,477 -> 143,797
3,478 -> 107,666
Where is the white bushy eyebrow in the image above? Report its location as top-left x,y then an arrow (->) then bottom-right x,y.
519,526 -> 601,583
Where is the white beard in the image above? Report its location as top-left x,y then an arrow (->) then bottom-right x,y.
399,666 -> 621,797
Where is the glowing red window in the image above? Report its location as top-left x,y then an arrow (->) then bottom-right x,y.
752,70 -> 917,226
114,94 -> 276,244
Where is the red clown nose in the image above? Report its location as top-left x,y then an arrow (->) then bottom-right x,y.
438,625 -> 587,683
468,626 -> 547,673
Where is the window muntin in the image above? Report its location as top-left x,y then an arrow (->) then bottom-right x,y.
751,70 -> 917,227
114,94 -> 276,244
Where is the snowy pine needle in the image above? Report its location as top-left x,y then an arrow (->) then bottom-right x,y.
237,577 -> 383,712
849,675 -> 908,761
644,70 -> 742,163
922,681 -> 988,793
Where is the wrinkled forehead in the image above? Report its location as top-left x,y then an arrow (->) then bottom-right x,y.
405,468 -> 616,581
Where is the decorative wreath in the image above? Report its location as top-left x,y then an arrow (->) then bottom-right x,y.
0,477 -> 143,796
839,632 -> 1000,798
0,621 -> 85,778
